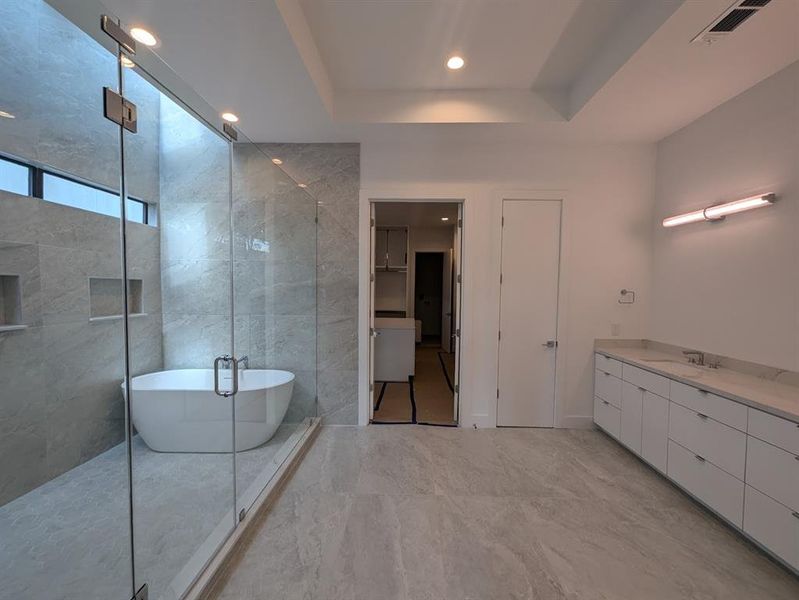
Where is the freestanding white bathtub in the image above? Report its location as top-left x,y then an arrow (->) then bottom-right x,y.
125,369 -> 294,453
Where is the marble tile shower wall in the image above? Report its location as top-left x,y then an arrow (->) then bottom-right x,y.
258,144 -> 360,424
0,0 -> 162,505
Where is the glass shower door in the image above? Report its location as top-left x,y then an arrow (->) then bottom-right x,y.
120,51 -> 236,600
0,1 -> 134,598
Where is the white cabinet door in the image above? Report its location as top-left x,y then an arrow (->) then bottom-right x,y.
746,436 -> 799,511
620,382 -> 643,454
744,486 -> 799,571
594,396 -> 621,440
641,391 -> 669,473
668,440 -> 744,527
748,408 -> 799,455
387,228 -> 407,268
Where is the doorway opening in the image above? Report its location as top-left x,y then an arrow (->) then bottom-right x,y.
368,201 -> 463,426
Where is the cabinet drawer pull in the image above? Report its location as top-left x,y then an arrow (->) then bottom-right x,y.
603,371 -> 610,376
638,387 -> 646,392
694,454 -> 706,462
602,400 -> 610,406
793,512 -> 799,520
698,390 -> 708,395
795,455 -> 799,462
697,413 -> 708,420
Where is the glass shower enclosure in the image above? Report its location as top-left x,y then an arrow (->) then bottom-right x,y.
0,1 -> 318,599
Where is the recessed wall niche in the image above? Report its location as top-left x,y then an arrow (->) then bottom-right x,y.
0,274 -> 23,329
89,277 -> 143,320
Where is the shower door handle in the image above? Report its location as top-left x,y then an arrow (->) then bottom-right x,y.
214,355 -> 237,397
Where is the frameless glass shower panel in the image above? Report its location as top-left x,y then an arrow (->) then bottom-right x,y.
0,1 -> 133,598
232,137 -> 317,514
122,64 -> 235,599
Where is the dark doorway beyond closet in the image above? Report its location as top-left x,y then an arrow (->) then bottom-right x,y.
414,252 -> 444,345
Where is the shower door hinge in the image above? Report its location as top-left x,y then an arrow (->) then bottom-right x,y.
223,122 -> 238,140
101,15 -> 136,54
103,87 -> 137,133
132,583 -> 148,600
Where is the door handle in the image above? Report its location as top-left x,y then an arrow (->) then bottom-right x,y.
541,340 -> 558,349
213,355 -> 238,397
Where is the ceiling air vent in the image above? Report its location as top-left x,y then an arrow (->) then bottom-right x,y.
692,0 -> 771,44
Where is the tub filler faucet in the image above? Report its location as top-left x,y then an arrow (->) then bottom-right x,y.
237,355 -> 249,370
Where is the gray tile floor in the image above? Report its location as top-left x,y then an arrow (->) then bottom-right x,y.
208,425 -> 799,600
0,422 -> 304,600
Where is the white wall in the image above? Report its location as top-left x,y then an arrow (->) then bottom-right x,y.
651,61 -> 799,372
361,140 -> 656,427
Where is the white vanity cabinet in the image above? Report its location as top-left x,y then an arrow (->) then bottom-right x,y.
743,407 -> 799,570
592,351 -> 799,574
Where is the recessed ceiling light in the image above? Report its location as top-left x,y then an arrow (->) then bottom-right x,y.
446,55 -> 465,70
441,217 -> 449,221
120,55 -> 135,69
0,110 -> 15,119
297,183 -> 307,188
221,112 -> 239,123
271,158 -> 283,165
130,27 -> 158,47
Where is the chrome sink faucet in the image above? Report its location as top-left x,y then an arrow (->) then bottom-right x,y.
683,350 -> 705,366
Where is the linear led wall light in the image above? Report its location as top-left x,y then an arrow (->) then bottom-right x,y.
662,193 -> 776,228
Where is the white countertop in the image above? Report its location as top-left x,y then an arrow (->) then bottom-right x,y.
595,344 -> 799,424
374,317 -> 416,330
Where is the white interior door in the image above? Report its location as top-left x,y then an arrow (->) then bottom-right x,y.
452,206 -> 463,421
497,199 -> 561,427
369,203 -> 377,421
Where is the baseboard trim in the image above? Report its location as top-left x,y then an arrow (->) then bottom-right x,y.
183,417 -> 321,600
557,415 -> 595,430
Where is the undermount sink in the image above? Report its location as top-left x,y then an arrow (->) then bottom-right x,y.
641,359 -> 703,378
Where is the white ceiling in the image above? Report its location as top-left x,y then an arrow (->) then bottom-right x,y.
100,0 -> 799,144
299,0 -> 580,90
376,202 -> 460,228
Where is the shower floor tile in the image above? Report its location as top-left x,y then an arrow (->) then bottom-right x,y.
0,422 -> 304,600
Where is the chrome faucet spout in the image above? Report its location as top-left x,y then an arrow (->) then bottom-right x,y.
682,350 -> 705,366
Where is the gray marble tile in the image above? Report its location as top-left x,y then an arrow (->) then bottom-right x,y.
266,260 -> 316,317
318,314 -> 358,372
36,201 -> 123,254
232,196 -> 269,261
162,313 -> 232,369
233,260 -> 267,316
0,191 -> 40,245
161,259 -> 231,315
0,242 -> 42,327
265,314 -> 316,372
283,368 -> 317,423
160,202 -> 232,261
317,368 -> 358,423
317,259 -> 357,317
257,143 -> 359,188
316,203 -> 358,265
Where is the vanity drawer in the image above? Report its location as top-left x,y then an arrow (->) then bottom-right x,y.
744,486 -> 799,571
594,370 -> 622,408
594,396 -> 621,440
748,408 -> 799,455
668,402 -> 746,480
668,440 -> 744,528
670,381 -> 747,432
622,364 -> 670,398
595,353 -> 622,377
746,436 -> 799,511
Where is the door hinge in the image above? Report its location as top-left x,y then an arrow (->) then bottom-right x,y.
458,218 -> 462,228
454,384 -> 459,394
500,273 -> 503,284
501,216 -> 505,227
370,273 -> 375,282
369,382 -> 374,392
456,328 -> 460,337
370,218 -> 375,227
457,274 -> 462,284
498,330 -> 501,341
132,583 -> 148,600
223,122 -> 238,140
101,15 -> 136,54
104,87 -> 137,133
496,388 -> 500,398
314,216 -> 318,224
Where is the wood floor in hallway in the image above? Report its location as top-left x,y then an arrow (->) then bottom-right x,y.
206,426 -> 799,600
372,346 -> 456,424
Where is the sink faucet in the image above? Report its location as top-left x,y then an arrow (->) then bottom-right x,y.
682,350 -> 705,366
